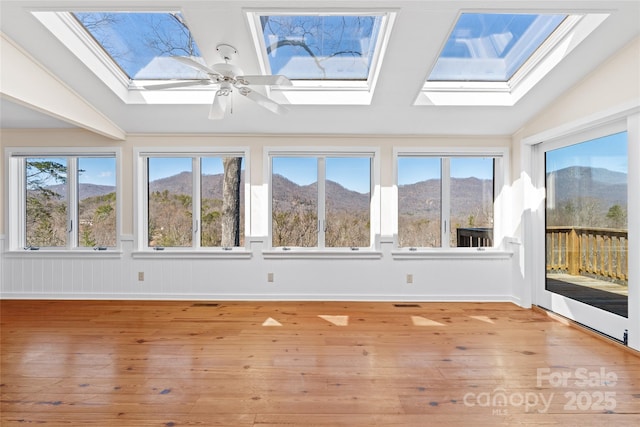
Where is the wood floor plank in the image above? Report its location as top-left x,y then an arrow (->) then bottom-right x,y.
2,300 -> 639,426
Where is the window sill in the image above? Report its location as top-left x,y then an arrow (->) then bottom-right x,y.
132,250 -> 252,260
392,248 -> 512,260
4,249 -> 123,259
263,250 -> 382,260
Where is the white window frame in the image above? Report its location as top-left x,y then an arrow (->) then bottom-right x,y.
265,146 -> 381,257
392,146 -> 510,258
416,12 -> 609,106
5,146 -> 121,254
133,147 -> 251,257
31,9 -> 215,107
245,9 -> 397,106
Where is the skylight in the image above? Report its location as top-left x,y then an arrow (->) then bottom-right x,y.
257,14 -> 384,81
417,12 -> 609,106
429,13 -> 567,82
72,12 -> 204,80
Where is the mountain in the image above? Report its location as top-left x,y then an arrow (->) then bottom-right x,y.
149,171 -> 247,201
271,174 -> 370,212
45,183 -> 116,200
398,177 -> 493,218
546,166 -> 627,207
41,166 -> 625,218
148,172 -> 370,211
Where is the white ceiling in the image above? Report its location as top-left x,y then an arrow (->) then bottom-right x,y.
1,0 -> 639,137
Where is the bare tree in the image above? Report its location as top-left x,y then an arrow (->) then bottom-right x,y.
221,157 -> 242,246
261,15 -> 374,78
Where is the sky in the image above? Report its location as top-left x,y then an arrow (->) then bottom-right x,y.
398,157 -> 494,185
78,157 -> 116,186
546,132 -> 628,174
261,15 -> 381,80
147,157 -> 244,182
273,157 -> 371,194
431,13 -> 566,81
74,12 -> 203,80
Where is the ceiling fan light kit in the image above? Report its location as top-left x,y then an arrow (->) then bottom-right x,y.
144,44 -> 291,119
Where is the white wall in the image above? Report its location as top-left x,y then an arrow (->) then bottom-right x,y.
1,130 -> 515,301
0,238 -> 513,301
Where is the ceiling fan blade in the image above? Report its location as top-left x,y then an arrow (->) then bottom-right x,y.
209,91 -> 229,120
142,80 -> 211,90
237,75 -> 292,86
240,88 -> 288,115
172,56 -> 221,77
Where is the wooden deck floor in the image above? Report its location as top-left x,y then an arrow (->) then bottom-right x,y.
547,273 -> 628,296
1,300 -> 639,426
546,273 -> 628,317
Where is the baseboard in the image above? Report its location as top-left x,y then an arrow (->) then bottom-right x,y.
0,292 -> 515,303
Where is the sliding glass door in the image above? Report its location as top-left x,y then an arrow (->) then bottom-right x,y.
537,124 -> 630,341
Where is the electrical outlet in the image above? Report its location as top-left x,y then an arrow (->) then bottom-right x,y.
267,273 -> 274,283
138,272 -> 144,281
406,274 -> 413,284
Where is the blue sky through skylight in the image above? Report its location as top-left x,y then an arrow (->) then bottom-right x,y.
259,15 -> 382,80
429,13 -> 566,82
73,12 -> 204,80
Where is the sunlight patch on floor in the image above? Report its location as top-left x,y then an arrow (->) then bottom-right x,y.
262,317 -> 283,326
468,315 -> 495,324
411,316 -> 446,326
318,315 -> 349,326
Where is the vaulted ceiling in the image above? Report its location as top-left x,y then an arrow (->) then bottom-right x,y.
1,0 -> 639,138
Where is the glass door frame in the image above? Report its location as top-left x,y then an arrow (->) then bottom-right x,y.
531,117 -> 637,344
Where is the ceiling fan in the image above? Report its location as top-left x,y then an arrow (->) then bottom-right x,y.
144,44 -> 291,119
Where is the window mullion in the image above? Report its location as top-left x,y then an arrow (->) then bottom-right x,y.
441,158 -> 451,249
142,157 -> 151,249
318,157 -> 326,248
192,157 -> 201,249
16,158 -> 28,249
68,157 -> 79,249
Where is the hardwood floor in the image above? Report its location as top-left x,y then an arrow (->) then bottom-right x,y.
1,300 -> 639,426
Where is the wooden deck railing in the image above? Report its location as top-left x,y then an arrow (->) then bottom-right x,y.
546,226 -> 628,282
457,227 -> 493,248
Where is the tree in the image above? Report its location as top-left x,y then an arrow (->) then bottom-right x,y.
146,13 -> 200,57
25,160 -> 67,247
26,160 -> 66,192
261,15 -> 376,78
221,157 -> 242,247
606,204 -> 626,229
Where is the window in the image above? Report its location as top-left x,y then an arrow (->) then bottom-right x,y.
428,13 -> 567,82
397,153 -> 502,249
545,131 -> 629,317
256,14 -> 383,81
32,10 -> 209,106
417,12 -> 609,106
8,149 -> 119,251
270,152 -> 374,250
72,11 -> 204,81
247,11 -> 395,105
138,150 -> 247,250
